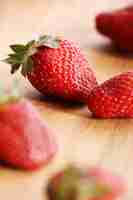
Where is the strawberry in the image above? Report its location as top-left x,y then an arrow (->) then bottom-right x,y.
47,165 -> 125,200
96,5 -> 133,52
0,93 -> 57,170
4,35 -> 97,102
88,72 -> 133,118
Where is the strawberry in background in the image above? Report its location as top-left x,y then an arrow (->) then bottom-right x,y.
4,35 -> 97,103
47,165 -> 126,200
0,84 -> 57,170
96,5 -> 133,52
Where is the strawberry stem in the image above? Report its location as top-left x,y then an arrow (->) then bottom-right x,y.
3,35 -> 61,77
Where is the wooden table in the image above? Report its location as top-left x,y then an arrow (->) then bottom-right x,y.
0,1 -> 133,199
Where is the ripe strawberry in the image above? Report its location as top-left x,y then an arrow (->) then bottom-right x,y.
0,94 -> 57,170
47,165 -> 125,200
88,72 -> 133,118
96,5 -> 133,52
4,35 -> 97,102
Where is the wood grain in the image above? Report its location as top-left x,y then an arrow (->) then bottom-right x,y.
0,1 -> 133,199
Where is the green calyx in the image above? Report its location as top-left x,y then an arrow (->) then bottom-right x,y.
3,35 -> 61,76
54,166 -> 111,200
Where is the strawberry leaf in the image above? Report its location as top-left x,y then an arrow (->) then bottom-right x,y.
10,44 -> 27,53
8,53 -> 25,63
26,57 -> 34,72
26,40 -> 36,49
38,35 -> 60,48
3,57 -> 14,65
3,34 -> 61,76
11,64 -> 20,74
21,57 -> 33,76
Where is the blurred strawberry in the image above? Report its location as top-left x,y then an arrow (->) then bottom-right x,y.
0,89 -> 57,170
47,165 -> 125,200
96,5 -> 133,52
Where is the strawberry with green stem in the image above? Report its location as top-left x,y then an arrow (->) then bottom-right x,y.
47,165 -> 125,200
4,35 -> 97,102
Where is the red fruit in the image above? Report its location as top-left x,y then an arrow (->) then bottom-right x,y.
47,165 -> 125,200
96,5 -> 133,52
4,35 -> 97,102
88,72 -> 133,118
0,98 -> 57,170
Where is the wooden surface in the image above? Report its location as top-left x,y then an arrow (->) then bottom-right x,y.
0,0 -> 133,199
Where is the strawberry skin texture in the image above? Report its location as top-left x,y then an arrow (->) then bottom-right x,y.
28,40 -> 97,102
0,99 -> 57,170
96,6 -> 133,52
88,72 -> 133,118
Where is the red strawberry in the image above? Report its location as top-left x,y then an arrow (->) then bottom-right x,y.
88,72 -> 133,118
4,35 -> 97,102
0,94 -> 57,170
96,5 -> 133,52
47,165 -> 125,200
